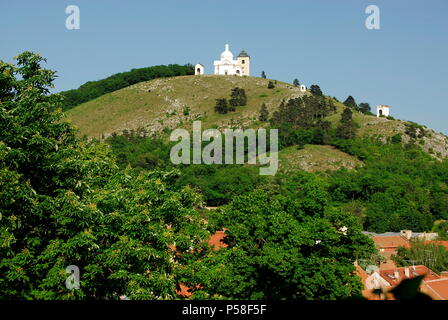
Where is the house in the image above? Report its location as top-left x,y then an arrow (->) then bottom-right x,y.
360,264 -> 448,300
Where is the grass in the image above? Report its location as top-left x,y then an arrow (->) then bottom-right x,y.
278,144 -> 364,173
65,75 -> 305,139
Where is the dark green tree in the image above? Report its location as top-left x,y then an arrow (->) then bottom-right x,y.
343,96 -> 357,109
261,71 -> 266,78
229,87 -> 247,107
336,107 -> 357,139
358,102 -> 371,114
183,174 -> 375,299
309,84 -> 323,96
214,98 -> 229,114
267,81 -> 275,89
293,79 -> 300,87
259,103 -> 269,122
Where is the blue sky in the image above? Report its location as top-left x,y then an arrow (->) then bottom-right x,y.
1,0 -> 447,133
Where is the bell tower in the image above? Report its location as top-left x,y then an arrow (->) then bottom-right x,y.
237,50 -> 250,76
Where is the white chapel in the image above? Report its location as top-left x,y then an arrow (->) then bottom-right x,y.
195,44 -> 250,76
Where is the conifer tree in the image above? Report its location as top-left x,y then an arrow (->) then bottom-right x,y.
259,103 -> 269,121
310,84 -> 323,96
215,98 -> 229,114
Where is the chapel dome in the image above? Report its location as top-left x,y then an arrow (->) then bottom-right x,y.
220,44 -> 234,60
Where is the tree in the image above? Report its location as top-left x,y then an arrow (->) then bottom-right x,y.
293,79 -> 300,87
183,175 -> 375,299
358,102 -> 371,114
343,96 -> 357,109
0,52 -> 208,299
393,240 -> 448,274
229,87 -> 247,107
267,81 -> 275,89
309,84 -> 323,96
336,107 -> 357,139
214,98 -> 229,114
261,71 -> 266,79
259,103 -> 269,122
434,222 -> 448,240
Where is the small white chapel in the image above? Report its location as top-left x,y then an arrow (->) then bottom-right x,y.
195,44 -> 250,76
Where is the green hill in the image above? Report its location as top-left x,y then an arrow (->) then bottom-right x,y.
65,74 -> 448,162
65,75 -> 303,139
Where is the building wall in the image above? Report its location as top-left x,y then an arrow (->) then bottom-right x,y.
195,64 -> 204,75
377,105 -> 390,117
214,60 -> 243,76
237,56 -> 250,76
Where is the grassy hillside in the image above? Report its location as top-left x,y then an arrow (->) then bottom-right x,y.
278,144 -> 364,173
65,74 -> 448,159
65,75 -> 304,139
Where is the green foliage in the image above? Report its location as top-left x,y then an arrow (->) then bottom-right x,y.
214,98 -> 230,114
267,81 -> 275,89
270,96 -> 335,148
391,134 -> 402,144
229,87 -> 247,107
261,71 -> 266,79
60,64 -> 194,111
106,131 -> 174,171
405,122 -> 427,139
392,240 -> 448,274
358,102 -> 371,114
175,165 -> 265,206
259,103 -> 269,122
293,79 -> 300,87
329,138 -> 448,232
184,175 -> 375,299
434,221 -> 448,240
309,85 -> 323,96
343,96 -> 357,109
336,108 -> 358,140
0,52 -> 208,299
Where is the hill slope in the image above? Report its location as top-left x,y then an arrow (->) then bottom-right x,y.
65,75 -> 304,139
65,75 -> 448,159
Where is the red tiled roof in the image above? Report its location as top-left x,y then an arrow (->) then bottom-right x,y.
424,240 -> 448,249
379,265 -> 439,286
373,236 -> 410,250
208,230 -> 228,250
423,279 -> 448,300
355,265 -> 369,286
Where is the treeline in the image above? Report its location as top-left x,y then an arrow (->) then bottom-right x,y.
60,64 -> 194,111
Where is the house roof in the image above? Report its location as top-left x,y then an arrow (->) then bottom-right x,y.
208,230 -> 228,250
379,265 -> 439,286
423,279 -> 448,300
355,265 -> 369,286
238,50 -> 250,57
373,236 -> 410,249
424,240 -> 448,249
